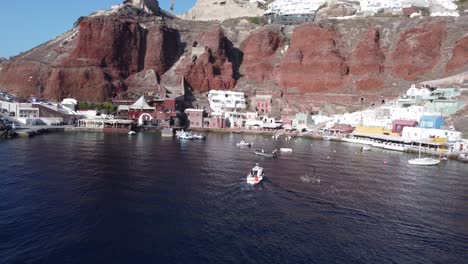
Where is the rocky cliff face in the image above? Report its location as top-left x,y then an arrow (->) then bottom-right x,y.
348,29 -> 385,91
391,22 -> 447,81
279,23 -> 349,92
124,0 -> 160,15
446,35 -> 468,73
241,27 -> 284,82
178,0 -> 267,21
1,3 -> 468,107
182,26 -> 238,92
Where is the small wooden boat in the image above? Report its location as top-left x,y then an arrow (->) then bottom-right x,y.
254,149 -> 277,158
247,163 -> 264,185
237,140 -> 252,147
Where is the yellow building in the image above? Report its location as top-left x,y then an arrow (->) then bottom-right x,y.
354,126 -> 400,137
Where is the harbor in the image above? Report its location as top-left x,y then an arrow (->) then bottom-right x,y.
1,131 -> 467,263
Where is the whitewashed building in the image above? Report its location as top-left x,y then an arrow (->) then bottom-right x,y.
208,90 -> 247,113
360,0 -> 403,12
402,126 -> 462,142
266,0 -> 326,15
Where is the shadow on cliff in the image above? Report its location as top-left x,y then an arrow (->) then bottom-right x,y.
227,39 -> 244,80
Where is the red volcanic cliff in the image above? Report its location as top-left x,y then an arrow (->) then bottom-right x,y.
348,29 -> 385,91
1,10 -> 468,105
182,26 -> 237,92
278,23 -> 349,92
144,25 -> 180,76
446,35 -> 468,73
66,16 -> 146,77
391,22 -> 446,80
241,28 -> 284,82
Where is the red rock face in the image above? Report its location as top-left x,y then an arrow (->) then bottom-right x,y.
348,29 -> 385,90
45,68 -> 113,102
446,35 -> 468,73
278,24 -> 349,92
0,61 -> 48,97
145,25 -> 180,76
66,16 -> 147,78
392,22 -> 446,80
241,28 -> 284,82
183,26 -> 237,92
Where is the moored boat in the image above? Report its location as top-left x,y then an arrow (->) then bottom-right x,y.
237,140 -> 252,147
280,148 -> 293,153
361,146 -> 371,151
254,149 -> 277,158
192,133 -> 206,140
176,130 -> 194,140
408,157 -> 441,166
128,131 -> 136,135
247,163 -> 264,185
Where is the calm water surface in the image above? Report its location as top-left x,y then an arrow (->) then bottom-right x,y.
0,132 -> 467,264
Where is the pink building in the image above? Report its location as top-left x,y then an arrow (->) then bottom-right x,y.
185,109 -> 204,128
204,112 -> 225,128
255,95 -> 272,113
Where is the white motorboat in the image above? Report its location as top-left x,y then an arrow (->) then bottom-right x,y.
237,140 -> 252,147
408,157 -> 440,166
280,148 -> 293,153
128,131 -> 136,135
247,163 -> 264,185
361,146 -> 371,151
192,133 -> 206,140
254,149 -> 277,158
177,130 -> 194,139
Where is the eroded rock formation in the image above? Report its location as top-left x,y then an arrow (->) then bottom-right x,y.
182,26 -> 238,92
391,21 -> 446,80
241,27 -> 284,82
446,35 -> 468,73
278,23 -> 349,92
348,29 -> 385,90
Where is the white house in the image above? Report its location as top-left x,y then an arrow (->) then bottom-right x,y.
402,126 -> 462,142
224,111 -> 258,128
208,90 -> 246,113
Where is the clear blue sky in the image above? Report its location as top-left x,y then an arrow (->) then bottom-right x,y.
0,0 -> 196,58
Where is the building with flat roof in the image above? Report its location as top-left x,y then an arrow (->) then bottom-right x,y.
185,109 -> 204,128
208,90 -> 247,113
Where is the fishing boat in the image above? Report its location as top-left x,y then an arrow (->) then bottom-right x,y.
246,163 -> 264,185
254,149 -> 277,158
237,140 -> 252,147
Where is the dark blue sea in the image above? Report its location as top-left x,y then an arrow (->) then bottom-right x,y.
0,132 -> 467,264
